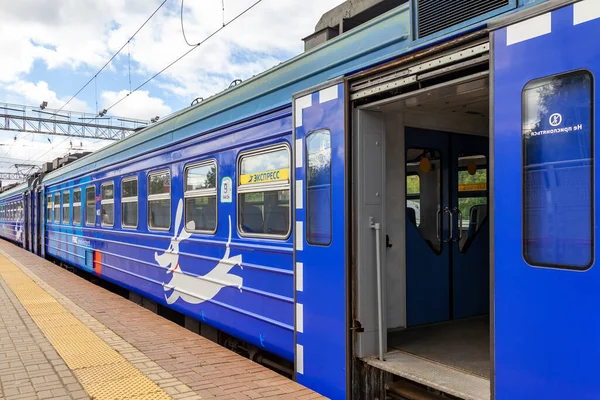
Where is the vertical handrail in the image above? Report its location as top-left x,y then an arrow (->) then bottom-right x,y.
444,207 -> 453,243
370,217 -> 384,361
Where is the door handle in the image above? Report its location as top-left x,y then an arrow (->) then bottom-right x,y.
436,208 -> 442,243
453,207 -> 463,242
444,207 -> 452,243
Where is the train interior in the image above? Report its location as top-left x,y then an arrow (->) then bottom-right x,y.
353,66 -> 491,399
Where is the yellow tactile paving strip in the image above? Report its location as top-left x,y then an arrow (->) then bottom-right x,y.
0,255 -> 172,400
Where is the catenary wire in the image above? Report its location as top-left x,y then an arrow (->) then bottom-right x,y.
108,0 -> 263,113
51,0 -> 169,117
31,1 -> 169,163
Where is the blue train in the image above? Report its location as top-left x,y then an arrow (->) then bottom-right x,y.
1,0 -> 599,399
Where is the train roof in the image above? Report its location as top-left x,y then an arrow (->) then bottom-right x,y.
0,182 -> 28,200
42,0 -> 504,186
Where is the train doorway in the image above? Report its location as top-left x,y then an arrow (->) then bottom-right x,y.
351,39 -> 491,400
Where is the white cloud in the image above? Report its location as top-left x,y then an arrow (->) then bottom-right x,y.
0,134 -> 112,184
0,0 -> 347,169
0,0 -> 343,99
2,80 -> 90,113
101,90 -> 172,120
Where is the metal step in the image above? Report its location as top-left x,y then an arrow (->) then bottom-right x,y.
387,379 -> 454,400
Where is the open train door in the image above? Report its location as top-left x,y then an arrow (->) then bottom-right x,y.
492,1 -> 600,398
293,79 -> 348,399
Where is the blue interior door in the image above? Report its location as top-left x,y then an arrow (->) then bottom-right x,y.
494,2 -> 600,398
450,134 -> 489,319
293,81 -> 347,399
406,128 -> 489,326
405,127 -> 451,326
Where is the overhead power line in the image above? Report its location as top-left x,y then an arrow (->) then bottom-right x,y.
181,0 -> 227,46
107,0 -> 263,113
180,0 -> 195,47
32,1 -> 169,164
53,0 -> 169,117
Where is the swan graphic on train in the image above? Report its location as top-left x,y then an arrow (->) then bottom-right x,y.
157,199 -> 243,305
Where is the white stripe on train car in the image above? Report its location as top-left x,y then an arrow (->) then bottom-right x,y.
296,180 -> 303,209
296,303 -> 304,333
574,0 -> 600,25
296,138 -> 303,168
319,86 -> 338,103
295,94 -> 312,127
296,343 -> 304,374
507,13 -> 551,46
296,221 -> 304,251
296,262 -> 304,292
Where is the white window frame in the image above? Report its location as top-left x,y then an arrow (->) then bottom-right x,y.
53,193 -> 60,223
121,177 -> 138,229
85,186 -> 96,226
101,181 -> 115,228
236,144 -> 291,239
62,190 -> 70,224
184,160 -> 218,234
147,169 -> 171,231
47,195 -> 52,222
73,188 -> 82,226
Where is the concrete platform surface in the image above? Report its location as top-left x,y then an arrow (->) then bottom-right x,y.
0,240 -> 324,400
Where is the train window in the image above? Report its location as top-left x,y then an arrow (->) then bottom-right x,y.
47,195 -> 52,222
406,148 -> 443,254
522,70 -> 594,269
63,191 -> 70,224
184,161 -> 217,233
457,155 -> 488,253
306,129 -> 332,245
406,174 -> 421,227
148,170 -> 171,230
122,177 -> 138,229
53,193 -> 60,223
85,186 -> 96,225
101,182 -> 115,227
73,189 -> 82,225
237,145 -> 290,238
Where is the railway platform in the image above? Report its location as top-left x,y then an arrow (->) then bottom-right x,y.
0,241 -> 323,400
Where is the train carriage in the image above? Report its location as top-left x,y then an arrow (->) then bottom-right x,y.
1,0 -> 600,399
0,184 -> 27,246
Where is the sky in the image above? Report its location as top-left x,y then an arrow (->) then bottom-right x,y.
0,0 -> 342,185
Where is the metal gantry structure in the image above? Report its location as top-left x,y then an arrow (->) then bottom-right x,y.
0,102 -> 149,140
0,172 -> 27,180
0,102 -> 152,184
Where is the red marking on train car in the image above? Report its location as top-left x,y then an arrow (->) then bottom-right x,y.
93,251 -> 102,276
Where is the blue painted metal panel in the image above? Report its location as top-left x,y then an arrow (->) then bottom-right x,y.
43,108 -> 295,361
494,4 -> 600,399
294,83 -> 347,399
